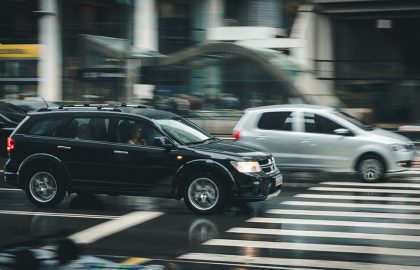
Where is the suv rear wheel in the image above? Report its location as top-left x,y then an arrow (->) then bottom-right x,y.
184,173 -> 225,214
357,155 -> 385,182
25,168 -> 66,207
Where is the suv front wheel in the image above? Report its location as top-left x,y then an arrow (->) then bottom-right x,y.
184,173 -> 225,214
25,168 -> 66,207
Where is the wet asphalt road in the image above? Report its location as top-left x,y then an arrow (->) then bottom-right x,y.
1,170 -> 420,270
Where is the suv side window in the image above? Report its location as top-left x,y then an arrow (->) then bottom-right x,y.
117,118 -> 162,146
27,119 -> 64,137
61,117 -> 110,141
258,111 -> 293,131
304,112 -> 345,134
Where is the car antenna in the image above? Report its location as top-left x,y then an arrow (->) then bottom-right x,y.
41,97 -> 49,108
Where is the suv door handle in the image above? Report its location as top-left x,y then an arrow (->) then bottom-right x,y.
257,136 -> 268,140
114,150 -> 128,155
57,145 -> 71,150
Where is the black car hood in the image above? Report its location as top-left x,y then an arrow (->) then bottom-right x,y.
188,139 -> 271,160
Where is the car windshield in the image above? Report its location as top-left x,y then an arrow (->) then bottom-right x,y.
155,116 -> 214,145
333,110 -> 374,131
0,102 -> 26,123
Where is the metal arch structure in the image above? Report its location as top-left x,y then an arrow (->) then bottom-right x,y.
136,42 -> 311,104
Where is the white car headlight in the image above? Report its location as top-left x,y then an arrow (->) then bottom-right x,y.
231,161 -> 261,173
389,144 -> 407,152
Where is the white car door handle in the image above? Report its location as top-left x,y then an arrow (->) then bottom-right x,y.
57,145 -> 71,150
300,138 -> 311,143
257,136 -> 268,140
114,150 -> 128,154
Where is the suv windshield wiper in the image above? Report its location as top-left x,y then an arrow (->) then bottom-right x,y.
186,137 -> 217,145
201,137 -> 218,143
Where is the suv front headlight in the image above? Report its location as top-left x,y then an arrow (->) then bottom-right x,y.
231,161 -> 261,173
389,144 -> 407,152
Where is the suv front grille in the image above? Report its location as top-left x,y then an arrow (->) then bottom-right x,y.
259,157 -> 277,175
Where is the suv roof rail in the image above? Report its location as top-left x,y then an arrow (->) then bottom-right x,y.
36,103 -> 146,112
116,103 -> 148,109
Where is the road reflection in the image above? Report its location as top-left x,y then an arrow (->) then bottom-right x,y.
188,218 -> 219,245
69,194 -> 104,210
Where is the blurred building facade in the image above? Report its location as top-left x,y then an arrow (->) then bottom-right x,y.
1,0 -> 420,121
297,0 -> 420,122
0,0 -> 311,110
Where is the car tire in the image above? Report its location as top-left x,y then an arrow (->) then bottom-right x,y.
357,155 -> 385,183
25,167 -> 66,207
184,173 -> 225,214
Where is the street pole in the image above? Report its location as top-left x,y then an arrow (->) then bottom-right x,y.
37,0 -> 62,102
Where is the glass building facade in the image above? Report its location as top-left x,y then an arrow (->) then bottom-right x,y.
0,0 -> 304,114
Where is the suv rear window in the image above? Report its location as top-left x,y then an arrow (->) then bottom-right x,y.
258,111 -> 293,131
27,119 -> 63,137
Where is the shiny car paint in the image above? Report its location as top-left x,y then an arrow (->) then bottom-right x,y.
233,104 -> 415,174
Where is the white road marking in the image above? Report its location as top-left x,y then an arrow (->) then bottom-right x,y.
0,188 -> 21,192
69,211 -> 162,244
396,170 -> 420,175
227,227 -> 420,242
295,194 -> 420,203
178,253 -> 420,270
0,209 -> 119,219
204,239 -> 420,257
320,181 -> 420,188
281,201 -> 420,210
309,186 -> 420,194
248,217 -> 420,230
166,258 -> 318,270
402,177 -> 420,181
267,209 -> 420,220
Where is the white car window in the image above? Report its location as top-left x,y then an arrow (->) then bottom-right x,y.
257,111 -> 294,131
304,112 -> 346,135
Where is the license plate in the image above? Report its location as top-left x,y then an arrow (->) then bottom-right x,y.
275,176 -> 283,187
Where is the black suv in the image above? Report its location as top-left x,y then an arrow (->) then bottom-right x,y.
4,105 -> 282,214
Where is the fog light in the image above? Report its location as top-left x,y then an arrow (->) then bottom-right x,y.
398,162 -> 408,167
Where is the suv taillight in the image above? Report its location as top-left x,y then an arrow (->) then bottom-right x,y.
233,130 -> 241,141
7,137 -> 15,153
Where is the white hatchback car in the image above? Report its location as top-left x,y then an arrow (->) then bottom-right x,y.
233,104 -> 416,182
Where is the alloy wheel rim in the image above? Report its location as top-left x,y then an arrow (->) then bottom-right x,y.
188,177 -> 219,211
360,159 -> 383,181
29,171 -> 57,203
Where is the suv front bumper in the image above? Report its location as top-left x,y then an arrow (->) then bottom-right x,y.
234,172 -> 283,202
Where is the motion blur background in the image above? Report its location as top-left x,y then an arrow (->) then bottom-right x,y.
1,0 -> 420,131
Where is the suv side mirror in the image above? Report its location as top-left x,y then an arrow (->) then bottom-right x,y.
153,136 -> 173,149
333,128 -> 352,136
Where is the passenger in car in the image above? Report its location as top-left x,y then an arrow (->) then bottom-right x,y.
75,124 -> 90,140
126,124 -> 147,145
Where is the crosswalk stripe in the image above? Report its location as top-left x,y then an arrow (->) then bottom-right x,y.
178,253 -> 420,270
248,217 -> 420,230
309,186 -> 420,194
320,181 -> 420,188
227,227 -> 420,242
295,194 -> 420,203
69,211 -> 162,245
204,239 -> 420,257
281,201 -> 420,210
267,209 -> 420,220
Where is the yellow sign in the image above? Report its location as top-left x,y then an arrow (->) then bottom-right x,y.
0,44 -> 39,58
